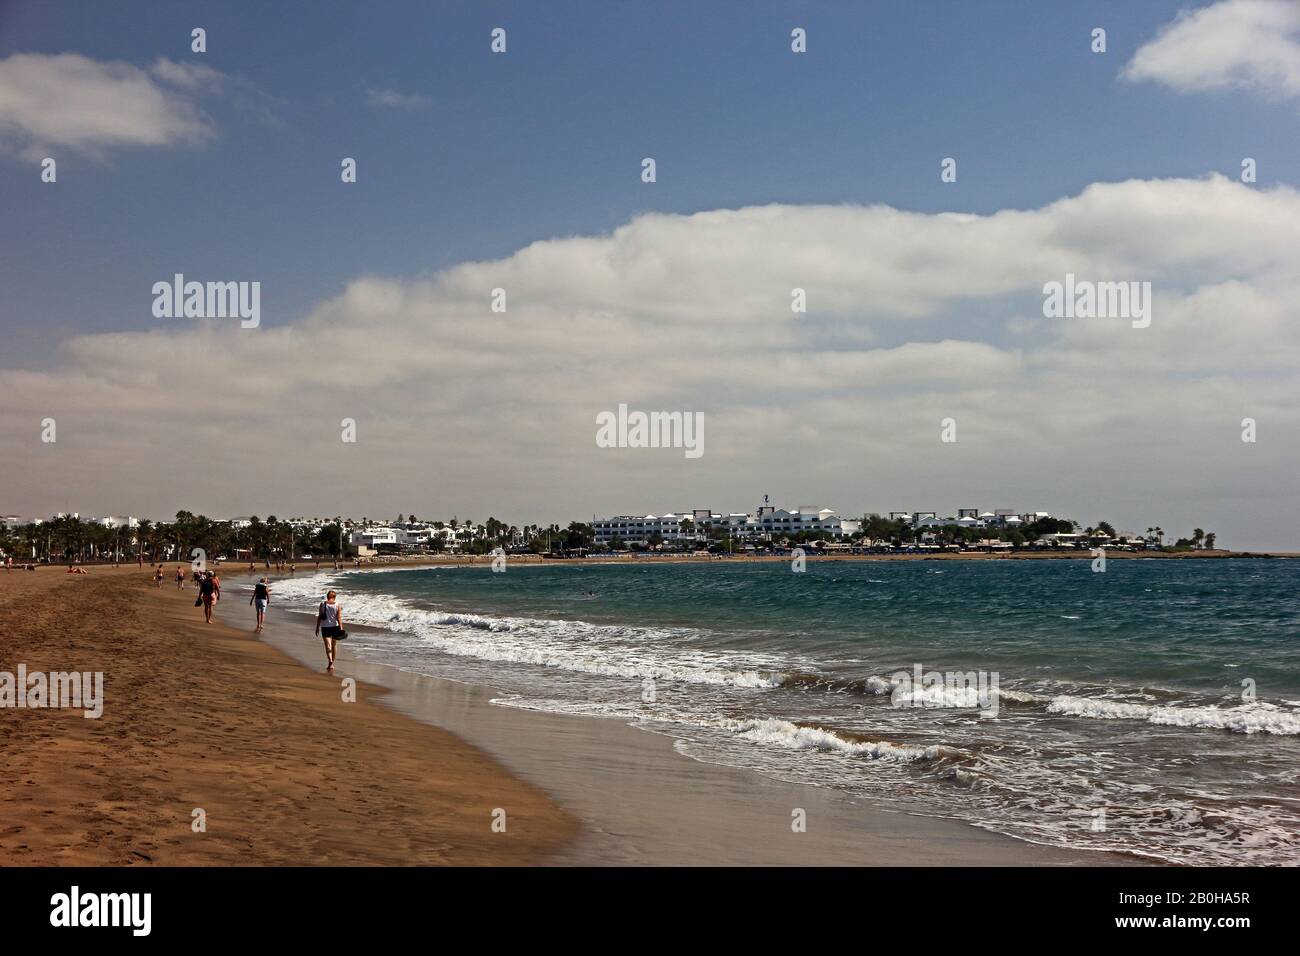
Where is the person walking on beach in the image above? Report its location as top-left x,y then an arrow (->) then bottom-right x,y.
250,577 -> 271,633
315,589 -> 345,674
176,566 -> 185,588
154,566 -> 164,588
198,571 -> 219,623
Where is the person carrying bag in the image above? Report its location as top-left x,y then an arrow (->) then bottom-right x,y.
315,589 -> 347,674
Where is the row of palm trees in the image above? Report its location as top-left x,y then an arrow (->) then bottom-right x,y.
1145,527 -> 1218,550
0,511 -> 604,563
0,513 -> 351,565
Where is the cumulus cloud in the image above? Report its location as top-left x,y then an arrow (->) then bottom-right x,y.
0,53 -> 219,159
1124,0 -> 1300,99
2,176 -> 1297,547
366,87 -> 432,109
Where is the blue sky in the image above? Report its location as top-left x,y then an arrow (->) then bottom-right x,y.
4,0 -> 1296,365
2,1 -> 1299,547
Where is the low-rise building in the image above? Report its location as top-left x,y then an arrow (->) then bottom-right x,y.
592,505 -> 860,546
91,515 -> 138,529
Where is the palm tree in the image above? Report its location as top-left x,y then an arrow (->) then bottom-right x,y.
1192,528 -> 1205,550
136,519 -> 153,561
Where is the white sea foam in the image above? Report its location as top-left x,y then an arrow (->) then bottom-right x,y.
490,696 -> 951,763
1046,696 -> 1300,735
723,717 -> 947,761
271,576 -> 789,689
892,683 -> 986,708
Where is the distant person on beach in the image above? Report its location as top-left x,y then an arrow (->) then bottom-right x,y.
67,564 -> 88,575
176,566 -> 185,588
198,571 -> 219,623
250,577 -> 271,633
154,566 -> 164,587
315,590 -> 345,674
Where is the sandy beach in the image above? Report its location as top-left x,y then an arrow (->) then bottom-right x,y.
0,561 -> 1130,866
0,564 -> 574,865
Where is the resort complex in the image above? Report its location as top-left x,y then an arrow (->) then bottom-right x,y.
0,503 -> 1210,563
592,506 -> 861,546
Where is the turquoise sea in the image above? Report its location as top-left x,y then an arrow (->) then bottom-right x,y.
272,557 -> 1300,865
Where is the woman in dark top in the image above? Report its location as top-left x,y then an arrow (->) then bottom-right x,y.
250,577 -> 270,633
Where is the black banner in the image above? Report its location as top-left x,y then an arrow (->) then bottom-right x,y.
0,865 -> 1275,942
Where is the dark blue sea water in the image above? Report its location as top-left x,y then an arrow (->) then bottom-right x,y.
273,557 -> 1300,865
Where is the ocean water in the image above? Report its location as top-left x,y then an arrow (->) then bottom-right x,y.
269,558 -> 1300,865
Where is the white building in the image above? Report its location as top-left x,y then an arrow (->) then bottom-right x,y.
350,527 -> 399,549
907,509 -> 1052,530
593,505 -> 860,546
92,515 -> 138,529
349,525 -> 446,550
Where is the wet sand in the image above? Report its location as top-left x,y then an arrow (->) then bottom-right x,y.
254,574 -> 1124,866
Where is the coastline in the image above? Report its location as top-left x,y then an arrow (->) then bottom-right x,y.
0,561 -> 1150,866
253,569 -> 1134,866
262,548 -> 1298,576
0,565 -> 576,865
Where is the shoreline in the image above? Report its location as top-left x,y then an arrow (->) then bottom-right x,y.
252,568 -> 1135,866
221,547 -> 1297,574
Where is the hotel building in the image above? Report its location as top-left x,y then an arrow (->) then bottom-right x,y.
592,506 -> 861,547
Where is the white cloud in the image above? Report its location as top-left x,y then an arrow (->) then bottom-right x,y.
150,57 -> 226,91
0,53 -> 217,159
1124,0 -> 1300,99
2,176 -> 1297,547
366,87 -> 432,109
